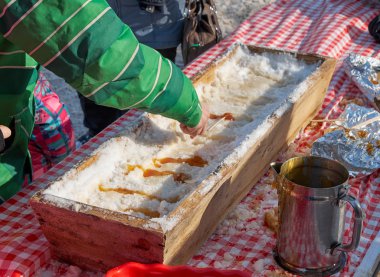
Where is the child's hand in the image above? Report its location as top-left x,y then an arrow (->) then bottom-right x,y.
0,125 -> 11,153
0,125 -> 11,139
180,104 -> 209,138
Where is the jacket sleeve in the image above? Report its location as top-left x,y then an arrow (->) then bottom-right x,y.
0,0 -> 202,127
0,164 -> 16,188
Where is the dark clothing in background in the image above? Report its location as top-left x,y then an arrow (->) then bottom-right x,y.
369,15 -> 380,43
108,0 -> 185,49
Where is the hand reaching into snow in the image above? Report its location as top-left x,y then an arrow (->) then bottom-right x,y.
0,125 -> 11,139
180,104 -> 209,138
0,125 -> 11,153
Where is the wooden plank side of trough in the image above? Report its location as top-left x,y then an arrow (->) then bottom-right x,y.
30,195 -> 165,272
163,48 -> 337,264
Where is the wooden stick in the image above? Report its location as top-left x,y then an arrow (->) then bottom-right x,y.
207,117 -> 225,132
311,118 -> 345,123
351,115 -> 380,130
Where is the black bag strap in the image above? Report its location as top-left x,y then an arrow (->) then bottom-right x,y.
0,128 -> 5,153
182,0 -> 222,64
369,15 -> 380,43
185,0 -> 199,18
185,0 -> 222,42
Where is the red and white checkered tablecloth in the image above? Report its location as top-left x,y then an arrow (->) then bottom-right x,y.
1,0 -> 380,276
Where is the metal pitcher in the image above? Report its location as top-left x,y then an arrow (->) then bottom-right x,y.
270,156 -> 363,276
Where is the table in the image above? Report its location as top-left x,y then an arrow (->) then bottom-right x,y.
1,0 -> 379,276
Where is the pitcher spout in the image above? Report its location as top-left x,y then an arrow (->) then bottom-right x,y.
270,162 -> 283,175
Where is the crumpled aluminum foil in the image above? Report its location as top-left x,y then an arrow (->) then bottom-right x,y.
344,53 -> 380,110
312,104 -> 380,177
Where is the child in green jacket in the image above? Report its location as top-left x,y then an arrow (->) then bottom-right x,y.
0,0 -> 208,202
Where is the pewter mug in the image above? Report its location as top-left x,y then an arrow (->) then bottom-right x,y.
271,156 -> 363,276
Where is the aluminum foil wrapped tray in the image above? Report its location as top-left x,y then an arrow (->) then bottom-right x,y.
312,104 -> 380,177
344,53 -> 380,110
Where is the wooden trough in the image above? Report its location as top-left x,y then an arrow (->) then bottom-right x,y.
30,44 -> 336,272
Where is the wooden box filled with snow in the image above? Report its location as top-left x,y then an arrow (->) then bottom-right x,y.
30,44 -> 336,271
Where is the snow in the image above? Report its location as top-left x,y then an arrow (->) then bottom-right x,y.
215,0 -> 275,36
43,44 -> 319,232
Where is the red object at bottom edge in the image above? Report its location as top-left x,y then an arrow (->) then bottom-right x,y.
106,262 -> 250,277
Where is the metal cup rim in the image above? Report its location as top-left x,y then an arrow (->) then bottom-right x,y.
279,156 -> 350,189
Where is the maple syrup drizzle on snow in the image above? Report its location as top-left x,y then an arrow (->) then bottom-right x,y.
77,154 -> 99,172
209,112 -> 235,121
99,156 -> 209,216
144,169 -> 191,183
124,207 -> 160,218
98,185 -> 180,203
153,155 -> 208,168
98,184 -> 179,217
125,165 -> 191,183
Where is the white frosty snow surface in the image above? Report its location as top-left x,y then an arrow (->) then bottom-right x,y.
43,45 -> 319,231
215,0 -> 276,36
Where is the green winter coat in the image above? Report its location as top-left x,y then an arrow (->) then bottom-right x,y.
0,0 -> 202,202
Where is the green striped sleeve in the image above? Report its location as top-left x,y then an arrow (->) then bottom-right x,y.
0,0 -> 16,18
0,37 -> 38,68
0,0 -> 202,127
0,163 -> 16,187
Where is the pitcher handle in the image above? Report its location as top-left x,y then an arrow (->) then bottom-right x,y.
333,195 -> 364,254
